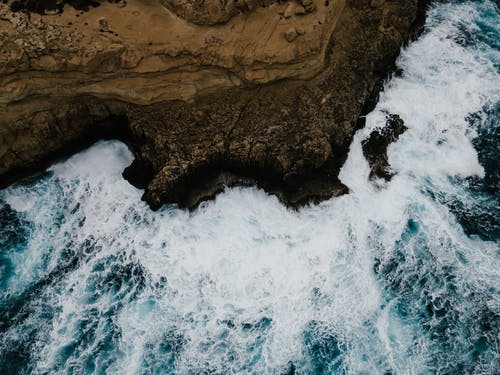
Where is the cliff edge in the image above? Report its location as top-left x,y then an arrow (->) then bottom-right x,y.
0,0 -> 428,209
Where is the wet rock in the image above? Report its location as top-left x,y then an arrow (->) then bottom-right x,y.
362,114 -> 408,181
122,157 -> 154,190
181,172 -> 258,209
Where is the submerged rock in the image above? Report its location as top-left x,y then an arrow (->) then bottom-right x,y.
0,0 -> 430,209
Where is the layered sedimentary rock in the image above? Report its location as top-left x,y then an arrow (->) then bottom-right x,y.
0,0 -> 428,209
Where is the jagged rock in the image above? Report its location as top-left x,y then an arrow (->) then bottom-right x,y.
0,0 -> 429,210
160,0 -> 276,25
362,114 -> 408,181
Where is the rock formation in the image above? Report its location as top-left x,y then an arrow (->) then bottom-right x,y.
0,0 -> 429,209
362,114 -> 408,181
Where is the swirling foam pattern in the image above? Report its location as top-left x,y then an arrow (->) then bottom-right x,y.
1,1 -> 499,373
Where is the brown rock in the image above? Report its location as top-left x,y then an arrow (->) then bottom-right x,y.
0,0 -> 429,210
295,5 -> 306,15
283,3 -> 294,19
300,0 -> 315,13
371,0 -> 385,8
284,27 -> 298,42
160,0 -> 277,25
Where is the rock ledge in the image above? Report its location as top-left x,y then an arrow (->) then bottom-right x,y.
0,0 -> 430,209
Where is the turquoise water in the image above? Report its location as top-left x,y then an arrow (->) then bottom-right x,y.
1,1 -> 499,373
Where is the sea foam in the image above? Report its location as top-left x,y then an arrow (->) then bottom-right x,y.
0,1 -> 499,374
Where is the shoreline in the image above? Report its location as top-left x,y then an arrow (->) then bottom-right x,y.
0,0 -> 431,210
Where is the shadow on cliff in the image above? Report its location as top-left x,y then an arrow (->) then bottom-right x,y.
0,112 -> 133,190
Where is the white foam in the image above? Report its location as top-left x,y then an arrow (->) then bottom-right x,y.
1,1 -> 499,374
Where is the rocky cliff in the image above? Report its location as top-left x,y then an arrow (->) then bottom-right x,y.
0,0 -> 429,209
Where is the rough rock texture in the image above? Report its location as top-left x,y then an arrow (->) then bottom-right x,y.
362,114 -> 408,181
1,0 -> 342,104
160,0 -> 278,25
0,0 -> 429,209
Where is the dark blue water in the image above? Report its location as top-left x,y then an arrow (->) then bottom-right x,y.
0,1 -> 499,374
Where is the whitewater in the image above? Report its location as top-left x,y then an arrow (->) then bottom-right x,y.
1,1 -> 499,373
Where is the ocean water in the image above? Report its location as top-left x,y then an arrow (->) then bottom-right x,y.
1,1 -> 499,373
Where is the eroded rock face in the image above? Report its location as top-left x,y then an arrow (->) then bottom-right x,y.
0,0 -> 343,103
160,0 -> 278,25
0,0 -> 429,209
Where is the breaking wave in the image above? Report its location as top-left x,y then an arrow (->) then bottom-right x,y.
1,1 -> 499,373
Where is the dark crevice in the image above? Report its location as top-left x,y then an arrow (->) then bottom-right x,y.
8,0 -> 122,14
143,157 -> 348,211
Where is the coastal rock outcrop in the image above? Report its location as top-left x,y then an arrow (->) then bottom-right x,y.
362,114 -> 408,181
0,0 -> 429,209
